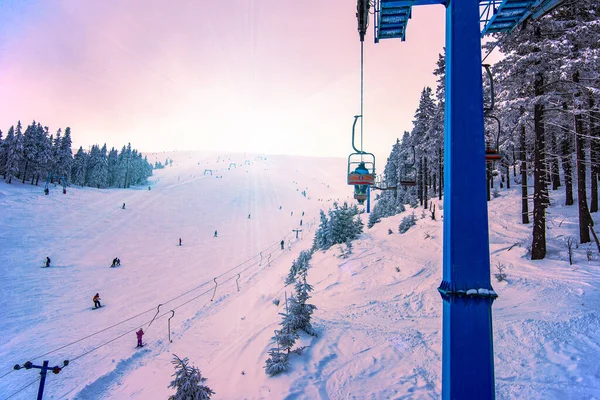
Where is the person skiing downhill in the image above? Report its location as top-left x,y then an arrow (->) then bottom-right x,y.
248,213 -> 251,219
179,238 -> 182,246
214,230 -> 218,237
280,240 -> 285,250
45,257 -> 51,267
93,293 -> 102,308
136,328 -> 144,347
122,203 -> 125,209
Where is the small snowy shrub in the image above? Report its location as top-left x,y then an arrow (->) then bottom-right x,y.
338,241 -> 353,259
494,261 -> 507,282
395,266 -> 400,273
388,228 -> 393,235
492,187 -> 501,198
398,213 -> 417,234
168,354 -> 215,400
367,210 -> 381,228
264,346 -> 289,376
273,299 -> 280,306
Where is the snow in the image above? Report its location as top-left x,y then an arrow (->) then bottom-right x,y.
1,151 -> 599,399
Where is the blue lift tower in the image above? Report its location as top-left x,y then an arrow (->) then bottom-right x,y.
367,0 -> 564,398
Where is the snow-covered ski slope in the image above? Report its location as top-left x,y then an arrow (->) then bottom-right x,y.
1,151 -> 599,399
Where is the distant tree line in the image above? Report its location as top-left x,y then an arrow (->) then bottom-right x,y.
374,0 -> 600,259
0,120 -> 153,189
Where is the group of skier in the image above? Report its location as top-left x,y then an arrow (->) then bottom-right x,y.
91,292 -> 145,346
76,204 -> 307,349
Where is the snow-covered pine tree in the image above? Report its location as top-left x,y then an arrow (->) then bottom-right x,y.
312,210 -> 331,250
57,127 -> 73,183
264,342 -> 289,376
0,127 -> 8,179
285,250 -> 312,285
107,147 -> 119,187
168,354 -> 215,400
21,121 -> 38,184
274,293 -> 300,351
0,129 -> 4,177
290,270 -> 318,336
115,145 -> 128,188
71,147 -> 88,186
51,128 -> 61,177
4,125 -> 22,183
32,124 -> 51,186
398,213 -> 417,234
324,202 -> 363,246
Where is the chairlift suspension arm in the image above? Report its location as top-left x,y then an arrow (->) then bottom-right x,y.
352,115 -> 363,154
488,115 -> 501,150
483,64 -> 494,113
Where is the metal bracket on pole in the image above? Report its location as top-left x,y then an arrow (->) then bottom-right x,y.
14,359 -> 69,400
210,278 -> 218,301
168,310 -> 175,343
148,303 -> 163,328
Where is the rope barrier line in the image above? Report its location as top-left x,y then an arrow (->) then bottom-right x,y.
0,370 -> 15,381
8,225 -> 302,393
66,246 -> 284,366
4,376 -> 40,400
20,235 -> 287,360
11,233 -> 296,372
47,242 -> 298,400
25,307 -> 157,363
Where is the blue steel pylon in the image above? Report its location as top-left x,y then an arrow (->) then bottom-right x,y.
437,2 -> 497,398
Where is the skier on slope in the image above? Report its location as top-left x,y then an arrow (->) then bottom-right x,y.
136,328 -> 144,347
122,202 -> 126,209
214,230 -> 218,237
280,240 -> 285,250
179,238 -> 182,246
45,257 -> 51,267
93,293 -> 102,308
248,213 -> 251,219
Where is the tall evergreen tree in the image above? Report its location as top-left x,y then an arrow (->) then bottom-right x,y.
3,126 -> 15,181
21,121 -> 38,184
57,127 -> 73,183
168,354 -> 214,400
5,123 -> 24,184
71,147 -> 88,186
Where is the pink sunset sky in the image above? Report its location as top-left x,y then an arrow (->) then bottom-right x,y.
0,1 -> 455,161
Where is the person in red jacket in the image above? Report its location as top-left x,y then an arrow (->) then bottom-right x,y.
93,293 -> 101,308
136,328 -> 144,347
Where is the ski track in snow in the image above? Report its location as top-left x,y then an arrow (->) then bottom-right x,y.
1,151 -> 600,399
